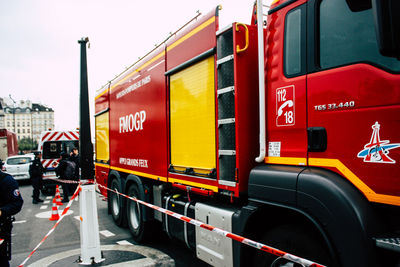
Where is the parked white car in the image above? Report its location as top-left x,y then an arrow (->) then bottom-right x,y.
2,154 -> 35,180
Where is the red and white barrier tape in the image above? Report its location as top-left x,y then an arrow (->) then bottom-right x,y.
42,177 -> 81,184
18,185 -> 81,267
97,183 -> 326,267
22,178 -> 325,266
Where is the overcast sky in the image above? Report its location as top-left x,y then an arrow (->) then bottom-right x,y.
0,0 -> 257,132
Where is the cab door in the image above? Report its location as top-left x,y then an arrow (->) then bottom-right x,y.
266,1 -> 308,165
306,0 -> 400,205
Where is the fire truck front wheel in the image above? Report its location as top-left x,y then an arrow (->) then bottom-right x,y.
126,183 -> 150,242
110,179 -> 124,226
251,223 -> 334,267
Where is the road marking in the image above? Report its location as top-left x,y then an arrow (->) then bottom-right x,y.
117,240 -> 133,246
40,205 -> 48,210
100,230 -> 115,237
35,210 -> 73,219
46,196 -> 52,200
44,200 -> 50,204
14,220 -> 26,224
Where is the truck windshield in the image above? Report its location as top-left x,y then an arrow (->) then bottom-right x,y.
319,0 -> 400,72
42,140 -> 79,159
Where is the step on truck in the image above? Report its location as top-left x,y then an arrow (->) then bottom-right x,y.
93,0 -> 400,266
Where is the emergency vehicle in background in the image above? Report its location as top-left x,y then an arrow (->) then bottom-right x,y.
94,0 -> 400,266
38,130 -> 79,191
0,129 -> 18,161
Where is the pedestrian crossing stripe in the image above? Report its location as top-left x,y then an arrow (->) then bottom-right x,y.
100,230 -> 115,237
117,240 -> 133,246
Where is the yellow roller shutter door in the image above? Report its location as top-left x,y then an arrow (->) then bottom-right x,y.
95,112 -> 110,162
170,56 -> 216,172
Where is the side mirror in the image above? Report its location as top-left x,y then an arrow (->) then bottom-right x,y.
372,0 -> 400,60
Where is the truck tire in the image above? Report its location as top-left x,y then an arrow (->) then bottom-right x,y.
252,224 -> 334,267
109,179 -> 124,226
126,183 -> 151,242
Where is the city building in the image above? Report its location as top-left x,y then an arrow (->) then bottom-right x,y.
0,97 -> 55,142
0,101 -> 5,129
31,103 -> 55,141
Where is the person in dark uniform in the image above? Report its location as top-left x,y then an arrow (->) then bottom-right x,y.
69,147 -> 80,178
29,152 -> 44,204
0,161 -> 24,267
69,147 -> 80,192
55,153 -> 74,202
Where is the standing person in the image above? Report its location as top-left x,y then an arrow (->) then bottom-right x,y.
69,147 -> 80,179
55,153 -> 76,202
69,147 -> 80,192
0,161 -> 23,267
29,152 -> 44,204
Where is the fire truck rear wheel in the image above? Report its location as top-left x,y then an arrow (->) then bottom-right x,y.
126,183 -> 148,242
251,224 -> 334,267
110,179 -> 124,226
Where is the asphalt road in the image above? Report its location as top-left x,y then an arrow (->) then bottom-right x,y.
10,180 -> 210,267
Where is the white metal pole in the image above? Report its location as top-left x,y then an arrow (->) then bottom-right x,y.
255,0 -> 266,162
79,183 -> 105,265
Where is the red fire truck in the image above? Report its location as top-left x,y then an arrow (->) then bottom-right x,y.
94,0 -> 400,266
0,129 -> 18,161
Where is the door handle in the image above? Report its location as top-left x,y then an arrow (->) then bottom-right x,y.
235,23 -> 249,54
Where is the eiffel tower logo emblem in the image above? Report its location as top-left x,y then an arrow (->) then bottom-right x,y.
357,122 -> 400,164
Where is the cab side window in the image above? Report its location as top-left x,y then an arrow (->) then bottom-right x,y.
284,5 -> 306,77
319,0 -> 400,72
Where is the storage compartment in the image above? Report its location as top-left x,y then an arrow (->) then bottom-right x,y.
170,56 -> 216,174
95,112 -> 110,163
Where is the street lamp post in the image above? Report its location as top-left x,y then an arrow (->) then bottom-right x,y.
9,94 -> 16,134
29,108 -> 34,151
78,37 -> 94,181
